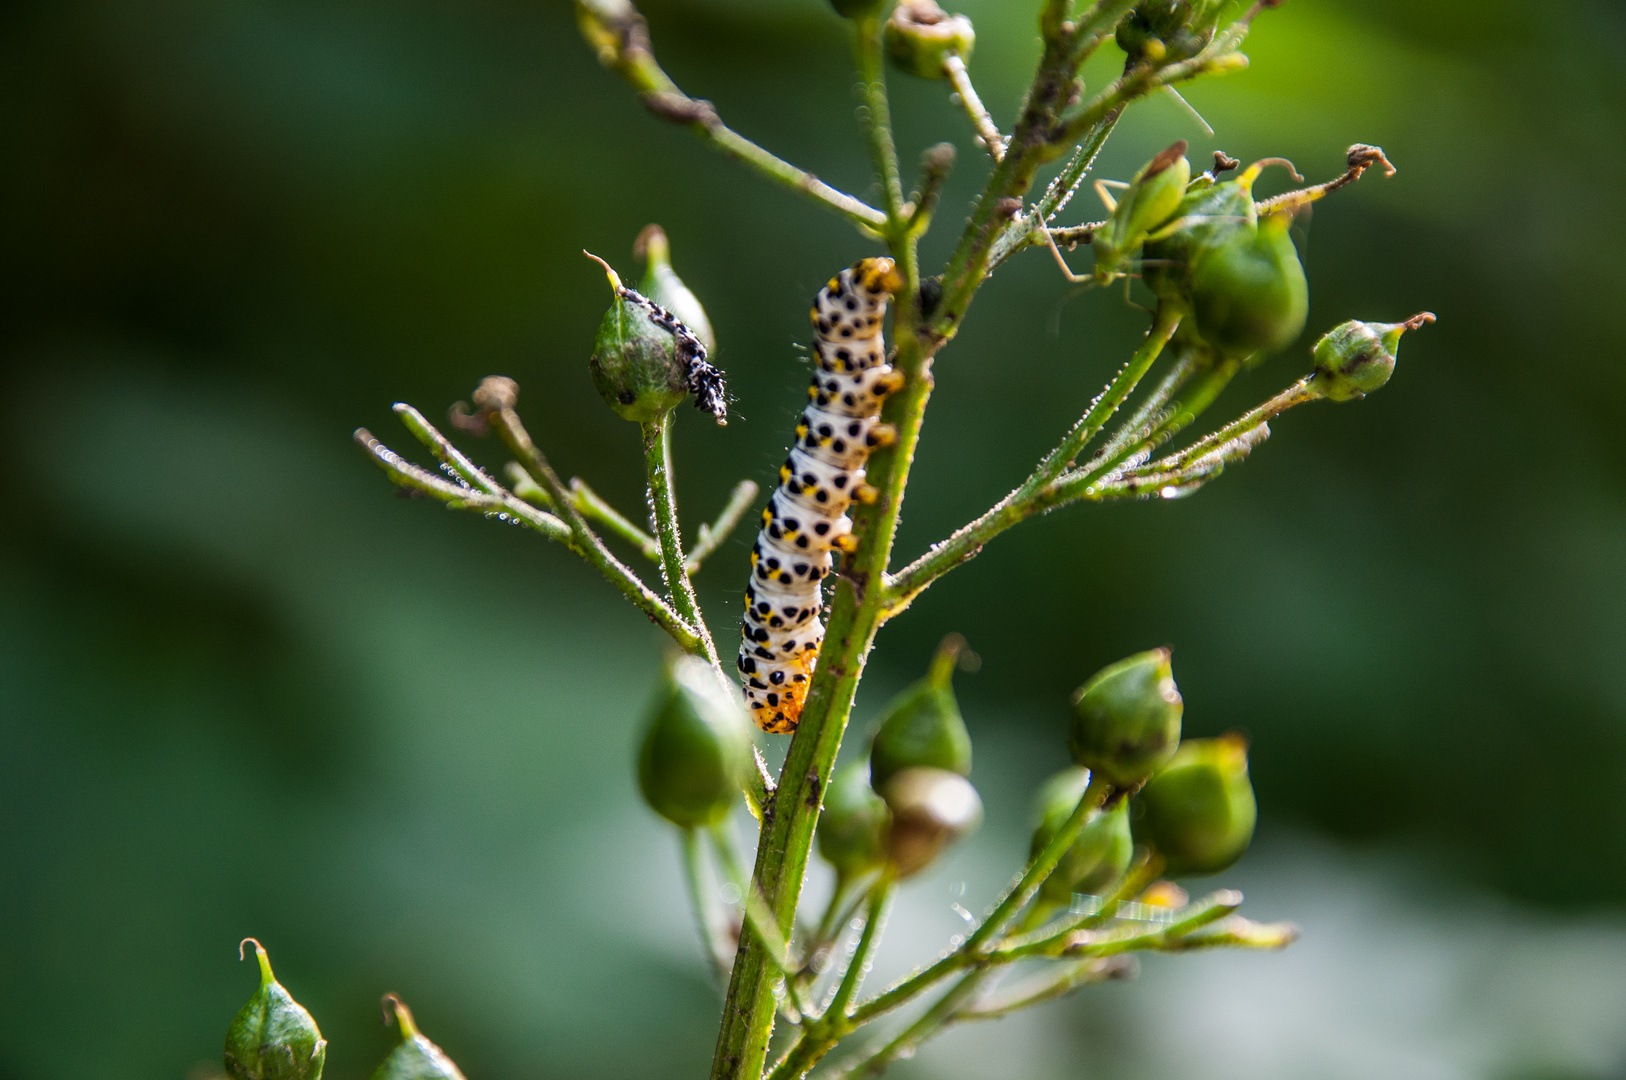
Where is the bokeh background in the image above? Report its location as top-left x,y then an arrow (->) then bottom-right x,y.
4,0 -> 1626,1077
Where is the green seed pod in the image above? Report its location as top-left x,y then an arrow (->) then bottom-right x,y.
637,655 -> 753,829
1189,213 -> 1308,358
586,251 -> 726,424
635,224 -> 716,355
869,635 -> 973,789
1068,648 -> 1183,788
1134,733 -> 1257,876
1030,768 -> 1134,904
1141,168 -> 1258,308
370,996 -> 467,1080
1092,141 -> 1191,284
884,0 -> 975,80
223,939 -> 327,1080
878,766 -> 983,878
816,759 -> 892,881
1309,312 -> 1436,401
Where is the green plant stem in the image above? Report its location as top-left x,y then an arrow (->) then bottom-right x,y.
852,13 -> 906,225
572,477 -> 662,562
768,873 -> 896,1080
883,308 -> 1180,613
688,479 -> 761,574
490,406 -> 703,651
827,872 -> 895,1020
682,827 -> 735,988
581,3 -> 887,232
840,969 -> 987,1080
355,429 -> 571,543
834,778 -> 1111,1034
392,403 -> 503,495
957,956 -> 1134,1020
642,412 -> 719,666
942,55 -> 1003,162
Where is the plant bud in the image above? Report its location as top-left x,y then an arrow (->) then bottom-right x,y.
884,0 -> 975,80
223,939 -> 327,1080
1093,141 -> 1190,284
869,635 -> 973,789
817,759 -> 892,881
637,655 -> 753,829
1030,768 -> 1133,903
635,224 -> 716,354
1068,648 -> 1183,788
1134,733 -> 1257,876
1189,213 -> 1308,358
1116,0 -> 1217,64
370,996 -> 467,1080
1309,312 -> 1435,401
586,251 -> 726,424
879,766 -> 983,878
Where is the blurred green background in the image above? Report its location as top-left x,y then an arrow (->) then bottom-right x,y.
4,0 -> 1626,1078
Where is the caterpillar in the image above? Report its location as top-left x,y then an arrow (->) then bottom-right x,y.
738,258 -> 906,734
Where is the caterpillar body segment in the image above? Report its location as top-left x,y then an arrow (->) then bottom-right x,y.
739,258 -> 904,734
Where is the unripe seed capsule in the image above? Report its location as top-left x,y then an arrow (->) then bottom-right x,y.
1093,141 -> 1191,285
1068,648 -> 1183,788
369,996 -> 467,1080
635,224 -> 716,354
1134,733 -> 1257,876
223,939 -> 327,1080
637,656 -> 753,829
884,0 -> 975,80
586,251 -> 726,424
816,759 -> 892,881
1309,312 -> 1436,401
879,766 -> 983,878
1189,213 -> 1308,358
869,635 -> 973,789
1030,768 -> 1134,903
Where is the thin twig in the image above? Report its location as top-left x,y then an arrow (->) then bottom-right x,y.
577,2 -> 887,232
686,479 -> 760,574
488,405 -> 703,651
681,827 -> 736,989
942,54 -> 1004,162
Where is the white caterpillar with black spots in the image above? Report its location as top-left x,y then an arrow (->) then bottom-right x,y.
738,258 -> 905,734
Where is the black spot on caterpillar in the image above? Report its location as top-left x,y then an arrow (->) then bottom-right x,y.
738,258 -> 904,734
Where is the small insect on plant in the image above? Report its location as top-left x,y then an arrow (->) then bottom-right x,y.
212,1 -> 1435,1079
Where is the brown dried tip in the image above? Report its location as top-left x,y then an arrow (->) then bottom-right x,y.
1347,143 -> 1397,177
1212,151 -> 1240,175
632,223 -> 666,261
1145,140 -> 1189,178
471,376 -> 519,413
1401,311 -> 1437,331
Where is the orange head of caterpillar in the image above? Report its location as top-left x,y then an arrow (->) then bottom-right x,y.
853,257 -> 904,296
